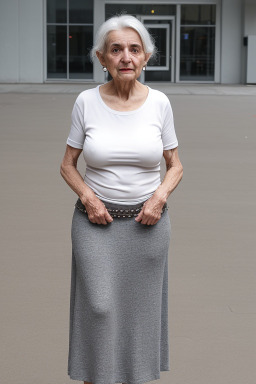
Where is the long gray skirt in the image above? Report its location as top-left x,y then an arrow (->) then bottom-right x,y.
68,199 -> 171,384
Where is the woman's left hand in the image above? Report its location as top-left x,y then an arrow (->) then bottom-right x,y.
135,147 -> 183,226
135,193 -> 165,226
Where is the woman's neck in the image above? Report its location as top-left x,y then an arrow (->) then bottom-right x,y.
104,79 -> 145,102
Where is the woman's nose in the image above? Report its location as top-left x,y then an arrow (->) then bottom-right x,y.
121,49 -> 131,63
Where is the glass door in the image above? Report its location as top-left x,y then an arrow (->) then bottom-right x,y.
46,0 -> 93,80
140,16 -> 175,82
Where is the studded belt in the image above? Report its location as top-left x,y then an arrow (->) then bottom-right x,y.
75,198 -> 168,219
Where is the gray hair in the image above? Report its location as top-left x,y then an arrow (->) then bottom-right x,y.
90,14 -> 156,60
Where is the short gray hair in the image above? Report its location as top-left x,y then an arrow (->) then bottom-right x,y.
90,15 -> 156,60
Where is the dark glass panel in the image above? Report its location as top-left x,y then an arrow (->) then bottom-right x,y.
145,71 -> 171,81
145,22 -> 172,81
146,27 -> 167,67
181,5 -> 216,25
105,4 -> 176,19
47,26 -> 67,79
69,0 -> 93,23
69,26 -> 93,79
144,19 -> 171,24
47,0 -> 67,23
180,27 -> 215,81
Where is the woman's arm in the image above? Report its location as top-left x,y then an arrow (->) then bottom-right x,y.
135,147 -> 183,225
60,144 -> 113,225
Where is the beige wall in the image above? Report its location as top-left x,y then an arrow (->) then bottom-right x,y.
0,0 -> 255,84
220,0 -> 243,83
244,2 -> 256,35
0,0 -> 43,83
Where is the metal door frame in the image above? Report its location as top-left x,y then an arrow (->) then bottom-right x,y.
143,24 -> 170,70
139,15 -> 175,82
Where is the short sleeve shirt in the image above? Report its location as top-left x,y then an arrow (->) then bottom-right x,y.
67,85 -> 178,205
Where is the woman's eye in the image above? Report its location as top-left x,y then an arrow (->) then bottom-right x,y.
112,48 -> 119,53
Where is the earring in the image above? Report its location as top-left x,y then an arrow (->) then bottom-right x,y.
102,66 -> 107,72
142,66 -> 146,71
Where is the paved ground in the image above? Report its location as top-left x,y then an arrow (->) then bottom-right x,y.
0,84 -> 256,384
1,82 -> 256,96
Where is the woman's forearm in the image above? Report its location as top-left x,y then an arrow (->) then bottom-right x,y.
60,164 -> 96,202
153,147 -> 183,203
60,147 -> 113,224
162,165 -> 183,198
135,162 -> 183,226
155,164 -> 183,203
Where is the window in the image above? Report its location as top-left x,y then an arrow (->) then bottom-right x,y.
46,0 -> 93,80
105,4 -> 176,19
180,5 -> 216,81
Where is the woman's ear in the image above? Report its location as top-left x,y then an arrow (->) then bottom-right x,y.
96,51 -> 106,67
144,53 -> 152,67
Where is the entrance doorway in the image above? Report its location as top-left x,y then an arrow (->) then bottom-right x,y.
140,16 -> 175,82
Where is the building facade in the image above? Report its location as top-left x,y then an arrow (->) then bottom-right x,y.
0,0 -> 256,84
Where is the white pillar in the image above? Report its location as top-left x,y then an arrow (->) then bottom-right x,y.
93,0 -> 105,83
0,0 -> 19,82
221,0 -> 243,83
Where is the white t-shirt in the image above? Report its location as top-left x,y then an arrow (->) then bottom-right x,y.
67,85 -> 178,205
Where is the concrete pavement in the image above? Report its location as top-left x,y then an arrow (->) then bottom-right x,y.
0,84 -> 256,384
1,82 -> 256,95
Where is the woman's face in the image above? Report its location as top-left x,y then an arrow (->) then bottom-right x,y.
97,27 -> 150,82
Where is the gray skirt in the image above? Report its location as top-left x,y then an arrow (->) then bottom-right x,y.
68,198 -> 171,384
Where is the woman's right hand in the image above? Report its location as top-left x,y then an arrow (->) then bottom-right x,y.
81,192 -> 113,225
60,145 -> 113,225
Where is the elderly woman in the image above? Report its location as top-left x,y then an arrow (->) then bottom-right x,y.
60,14 -> 183,384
